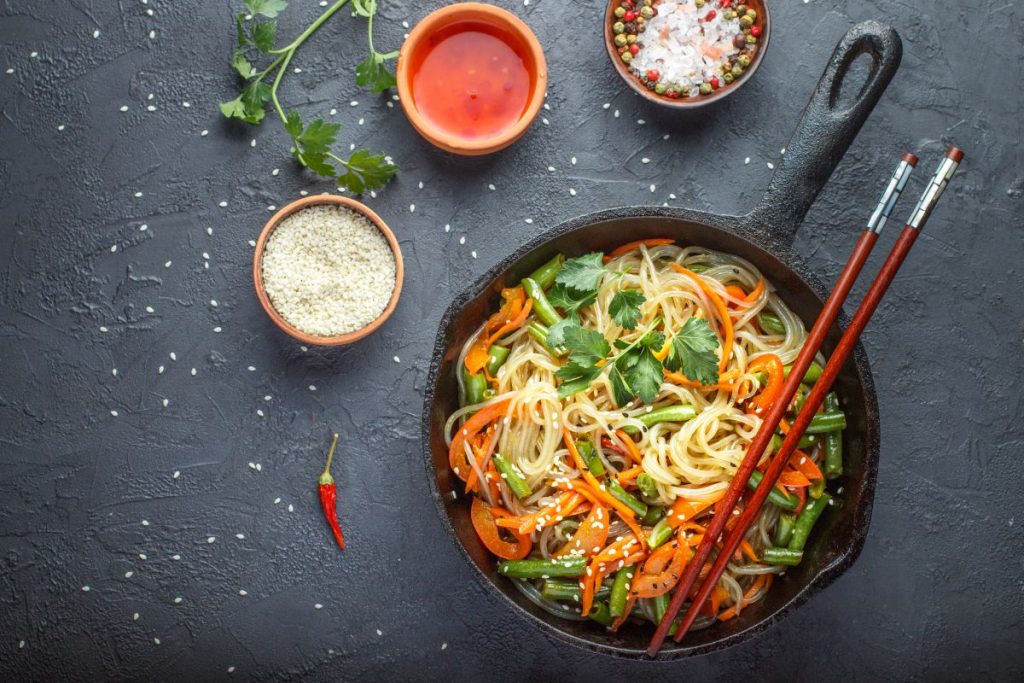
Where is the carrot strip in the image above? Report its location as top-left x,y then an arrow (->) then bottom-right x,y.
487,299 -> 533,346
449,400 -> 510,482
779,470 -> 812,488
612,430 -> 644,465
669,263 -> 734,373
605,238 -> 675,262
725,284 -> 747,304
717,574 -> 772,621
738,539 -> 759,563
616,465 -> 644,483
667,492 -> 723,529
747,353 -> 784,412
664,370 -> 737,392
744,279 -> 765,303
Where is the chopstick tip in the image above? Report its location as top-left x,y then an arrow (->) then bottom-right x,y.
946,146 -> 965,163
902,151 -> 919,166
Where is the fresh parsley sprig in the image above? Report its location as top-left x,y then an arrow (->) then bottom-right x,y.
220,0 -> 399,193
541,251 -> 723,405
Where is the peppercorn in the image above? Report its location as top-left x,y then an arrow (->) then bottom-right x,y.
737,3 -> 748,13
723,72 -> 735,84
731,64 -> 743,77
738,53 -> 751,67
626,33 -> 637,44
667,90 -> 680,99
654,82 -> 668,95
623,9 -> 636,21
646,68 -> 660,81
726,9 -> 737,19
621,51 -> 633,63
750,25 -> 762,37
740,15 -> 753,28
746,34 -> 757,44
613,21 -> 625,33
695,0 -> 705,7
699,82 -> 713,95
733,33 -> 747,48
640,6 -> 654,18
746,8 -> 757,19
624,21 -> 637,32
629,43 -> 640,55
614,33 -> 628,47
710,76 -> 720,89
614,6 -> 626,18
643,0 -> 652,5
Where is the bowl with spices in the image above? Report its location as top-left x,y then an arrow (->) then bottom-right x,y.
253,195 -> 403,346
605,0 -> 769,107
396,2 -> 548,155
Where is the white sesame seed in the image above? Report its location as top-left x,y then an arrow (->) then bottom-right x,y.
200,129 -> 209,136
393,356 -> 401,363
125,571 -> 133,578
603,103 -> 610,109
228,667 -> 235,673
569,188 -> 577,196
173,471 -> 180,479
154,638 -> 160,645
744,157 -> 751,165
174,597 -> 182,604
614,110 -> 620,118
139,553 -> 147,560
190,368 -> 197,376
110,410 -> 118,417
767,162 -> 775,170
82,585 -> 90,591
239,589 -> 248,596
287,504 -> 294,512
376,629 -> 383,636
314,603 -> 323,609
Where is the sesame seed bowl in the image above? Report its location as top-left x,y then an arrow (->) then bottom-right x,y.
252,195 -> 404,346
604,0 -> 770,109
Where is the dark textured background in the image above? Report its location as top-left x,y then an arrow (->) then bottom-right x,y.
1,0 -> 1021,680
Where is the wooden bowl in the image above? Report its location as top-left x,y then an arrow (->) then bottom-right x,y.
396,2 -> 548,155
252,195 -> 404,346
604,0 -> 770,108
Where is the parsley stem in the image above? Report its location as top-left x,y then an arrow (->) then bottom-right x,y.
268,0 -> 352,55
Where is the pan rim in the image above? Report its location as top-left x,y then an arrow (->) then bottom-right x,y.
420,205 -> 881,659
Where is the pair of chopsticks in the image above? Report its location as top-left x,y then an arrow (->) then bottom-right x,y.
648,146 -> 964,656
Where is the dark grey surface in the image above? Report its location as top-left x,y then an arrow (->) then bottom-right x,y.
0,0 -> 1021,680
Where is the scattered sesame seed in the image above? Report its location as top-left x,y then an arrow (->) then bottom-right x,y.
173,471 -> 180,479
393,356 -> 401,363
218,201 -> 227,207
314,603 -> 323,609
200,129 -> 208,136
125,571 -> 133,578
207,536 -> 215,543
409,204 -> 415,213
133,612 -> 139,621
110,410 -> 119,417
641,158 -> 650,164
524,218 -> 533,224
190,368 -> 197,376
767,162 -> 775,170
650,184 -> 656,192
441,642 -> 448,650
174,597 -> 182,604
569,188 -> 577,196
228,667 -> 235,673
153,638 -> 161,645
287,504 -> 294,512
614,110 -> 620,118
236,533 -> 245,539
82,586 -> 90,592
239,589 -> 248,596
57,124 -> 65,131
488,183 -> 496,191
744,157 -> 751,164
376,629 -> 383,636
471,250 -> 478,258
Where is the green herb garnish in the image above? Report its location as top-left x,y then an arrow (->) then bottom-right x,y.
664,317 -> 720,386
221,0 -> 398,193
609,289 -> 646,329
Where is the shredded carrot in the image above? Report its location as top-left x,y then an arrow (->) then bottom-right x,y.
669,263 -> 734,373
464,288 -> 528,375
747,353 -> 784,413
717,574 -> 772,621
449,400 -> 510,482
725,284 -> 747,305
604,238 -> 675,262
616,465 -> 644,483
790,449 -> 824,481
668,492 -> 723,529
664,369 -> 737,392
779,469 -> 812,488
744,278 -> 765,303
554,502 -> 609,558
739,539 -> 759,563
612,430 -> 644,465
486,299 -> 533,346
561,464 -> 647,551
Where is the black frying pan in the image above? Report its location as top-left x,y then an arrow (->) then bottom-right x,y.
422,21 -> 901,658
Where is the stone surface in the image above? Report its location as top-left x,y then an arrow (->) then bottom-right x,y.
1,0 -> 1021,680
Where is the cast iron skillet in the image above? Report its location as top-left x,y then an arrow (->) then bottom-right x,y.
422,21 -> 901,658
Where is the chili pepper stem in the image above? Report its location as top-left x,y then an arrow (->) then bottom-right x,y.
320,433 -> 339,485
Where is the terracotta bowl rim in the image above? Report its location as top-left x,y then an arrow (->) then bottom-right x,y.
252,194 -> 404,346
396,2 -> 548,156
603,0 -> 771,109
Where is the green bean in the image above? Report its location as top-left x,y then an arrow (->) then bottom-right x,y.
589,600 -> 613,626
526,254 -> 565,290
622,404 -> 697,434
492,454 -> 533,499
758,312 -> 786,335
768,433 -> 782,455
792,383 -> 809,417
762,547 -> 803,566
773,513 -> 796,547
641,505 -> 665,527
647,518 -> 674,549
809,477 -> 826,499
688,263 -> 711,273
486,344 -> 510,375
498,556 -> 587,579
805,411 -> 847,434
788,493 -> 831,552
652,593 -> 670,626
522,277 -> 563,327
797,433 -> 819,450
462,368 -> 487,407
748,470 -> 799,510
823,393 -> 843,479
783,362 -> 823,385
577,440 -> 605,477
541,579 -> 610,602
609,568 -> 632,617
607,478 -> 648,518
636,473 -> 658,499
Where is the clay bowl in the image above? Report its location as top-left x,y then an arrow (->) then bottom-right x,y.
604,0 -> 770,108
252,195 -> 404,346
396,2 -> 548,155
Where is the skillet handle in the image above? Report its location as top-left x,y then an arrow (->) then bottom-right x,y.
739,21 -> 902,245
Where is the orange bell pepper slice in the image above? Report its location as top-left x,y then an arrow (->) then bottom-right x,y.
470,497 -> 531,560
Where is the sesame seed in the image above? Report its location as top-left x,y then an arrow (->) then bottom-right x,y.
82,586 -> 90,592
125,571 -> 133,578
393,356 -> 401,363
207,536 -> 215,543
314,603 -> 323,609
744,157 -> 751,165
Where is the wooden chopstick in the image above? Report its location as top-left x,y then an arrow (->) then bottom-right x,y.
646,152 -> 921,657
665,146 -> 964,649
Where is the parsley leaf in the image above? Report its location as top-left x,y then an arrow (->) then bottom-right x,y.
609,365 -> 633,407
337,149 -> 398,193
609,290 -> 646,329
551,322 -> 611,398
251,20 -> 277,52
625,347 -> 663,405
356,53 -> 397,93
664,317 -> 720,386
546,318 -> 575,349
245,0 -> 288,18
220,80 -> 270,123
548,283 -> 597,317
230,50 -> 257,79
236,13 -> 252,46
556,253 -> 606,293
284,112 -> 340,177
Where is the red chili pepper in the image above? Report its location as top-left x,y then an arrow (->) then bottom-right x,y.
751,25 -> 762,37
318,433 -> 345,550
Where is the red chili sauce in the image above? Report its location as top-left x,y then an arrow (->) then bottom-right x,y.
410,22 -> 534,141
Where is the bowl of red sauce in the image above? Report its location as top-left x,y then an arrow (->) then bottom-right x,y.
397,3 -> 548,156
